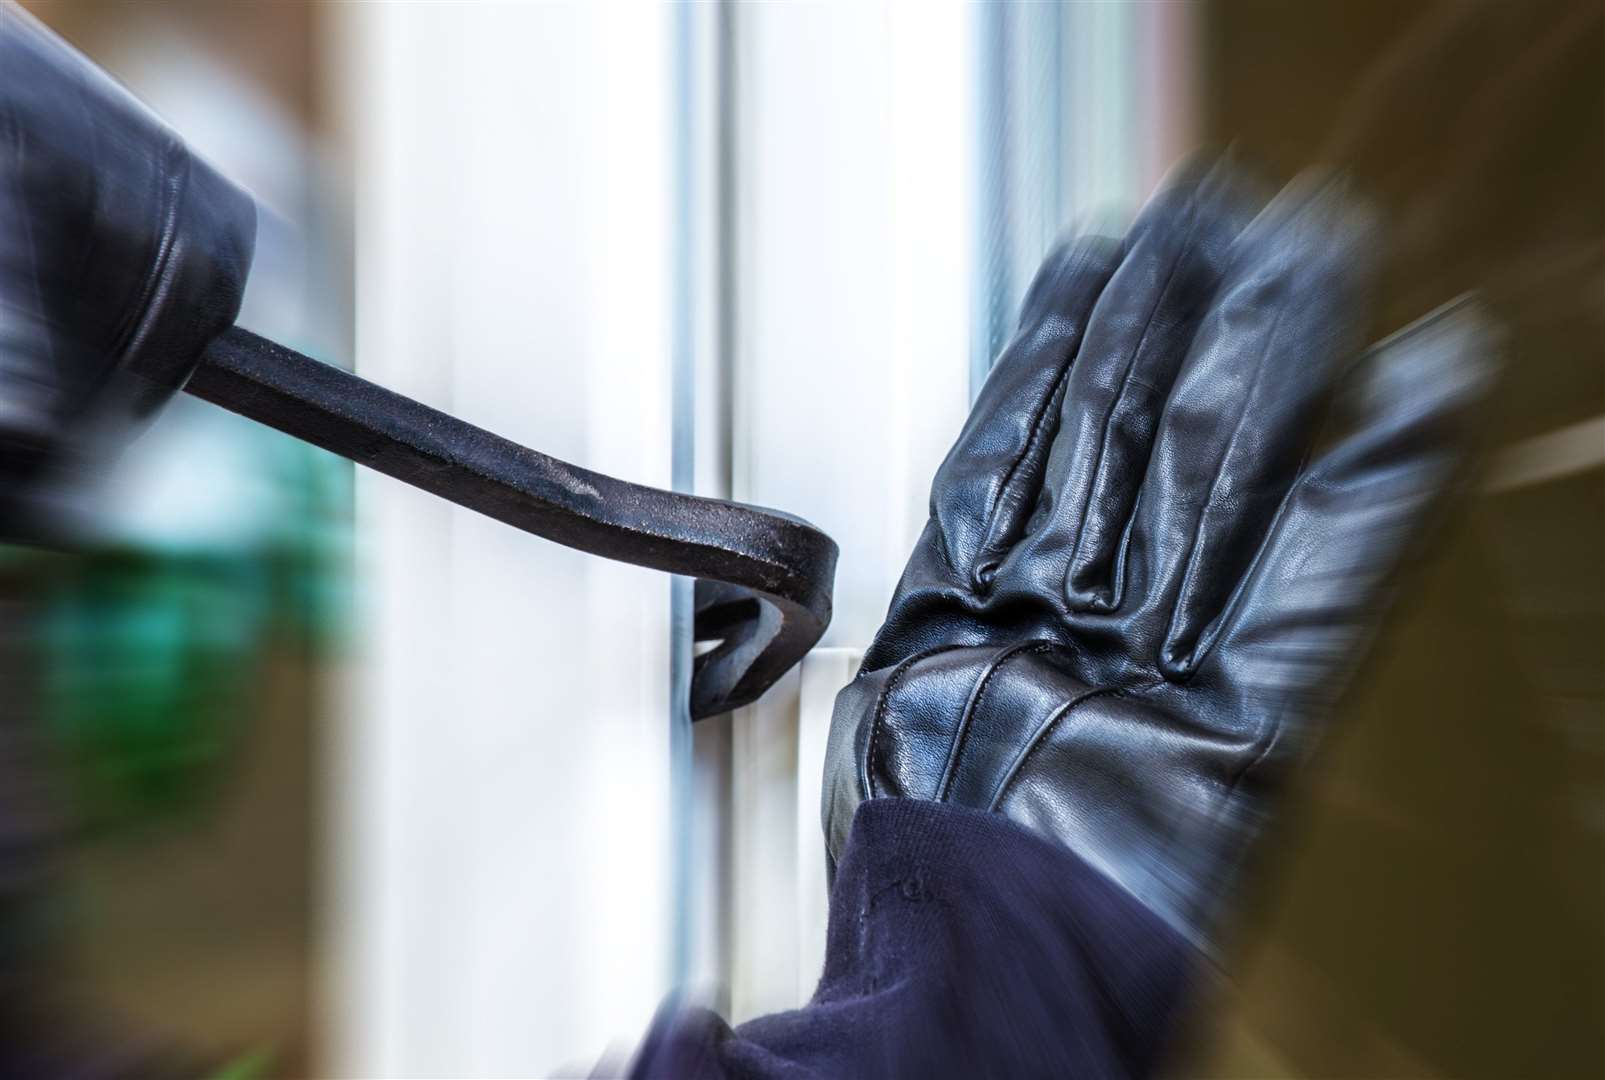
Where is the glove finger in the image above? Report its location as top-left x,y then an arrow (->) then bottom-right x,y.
1212,296 -> 1496,701
930,236 -> 1120,587
1128,173 -> 1374,680
1019,157 -> 1251,609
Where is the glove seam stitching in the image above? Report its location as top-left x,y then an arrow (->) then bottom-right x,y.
936,641 -> 1054,801
1159,260 -> 1299,673
863,644 -> 966,800
989,678 -> 1166,811
1066,189 -> 1212,583
964,240 -> 1113,581
1178,441 -> 1314,680
974,356 -> 1075,580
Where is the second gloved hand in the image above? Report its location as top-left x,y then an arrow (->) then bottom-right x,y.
822,160 -> 1493,947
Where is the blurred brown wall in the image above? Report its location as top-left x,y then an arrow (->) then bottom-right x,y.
1182,2 -> 1604,1077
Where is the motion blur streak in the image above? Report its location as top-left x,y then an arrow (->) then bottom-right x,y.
0,1 -> 1598,1078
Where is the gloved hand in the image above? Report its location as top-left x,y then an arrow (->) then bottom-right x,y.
0,1 -> 255,535
822,160 -> 1493,946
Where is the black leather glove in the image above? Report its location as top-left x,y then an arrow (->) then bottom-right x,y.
0,1 -> 255,533
822,160 -> 1493,946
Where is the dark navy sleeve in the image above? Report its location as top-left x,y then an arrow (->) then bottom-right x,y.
628,799 -> 1197,1080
